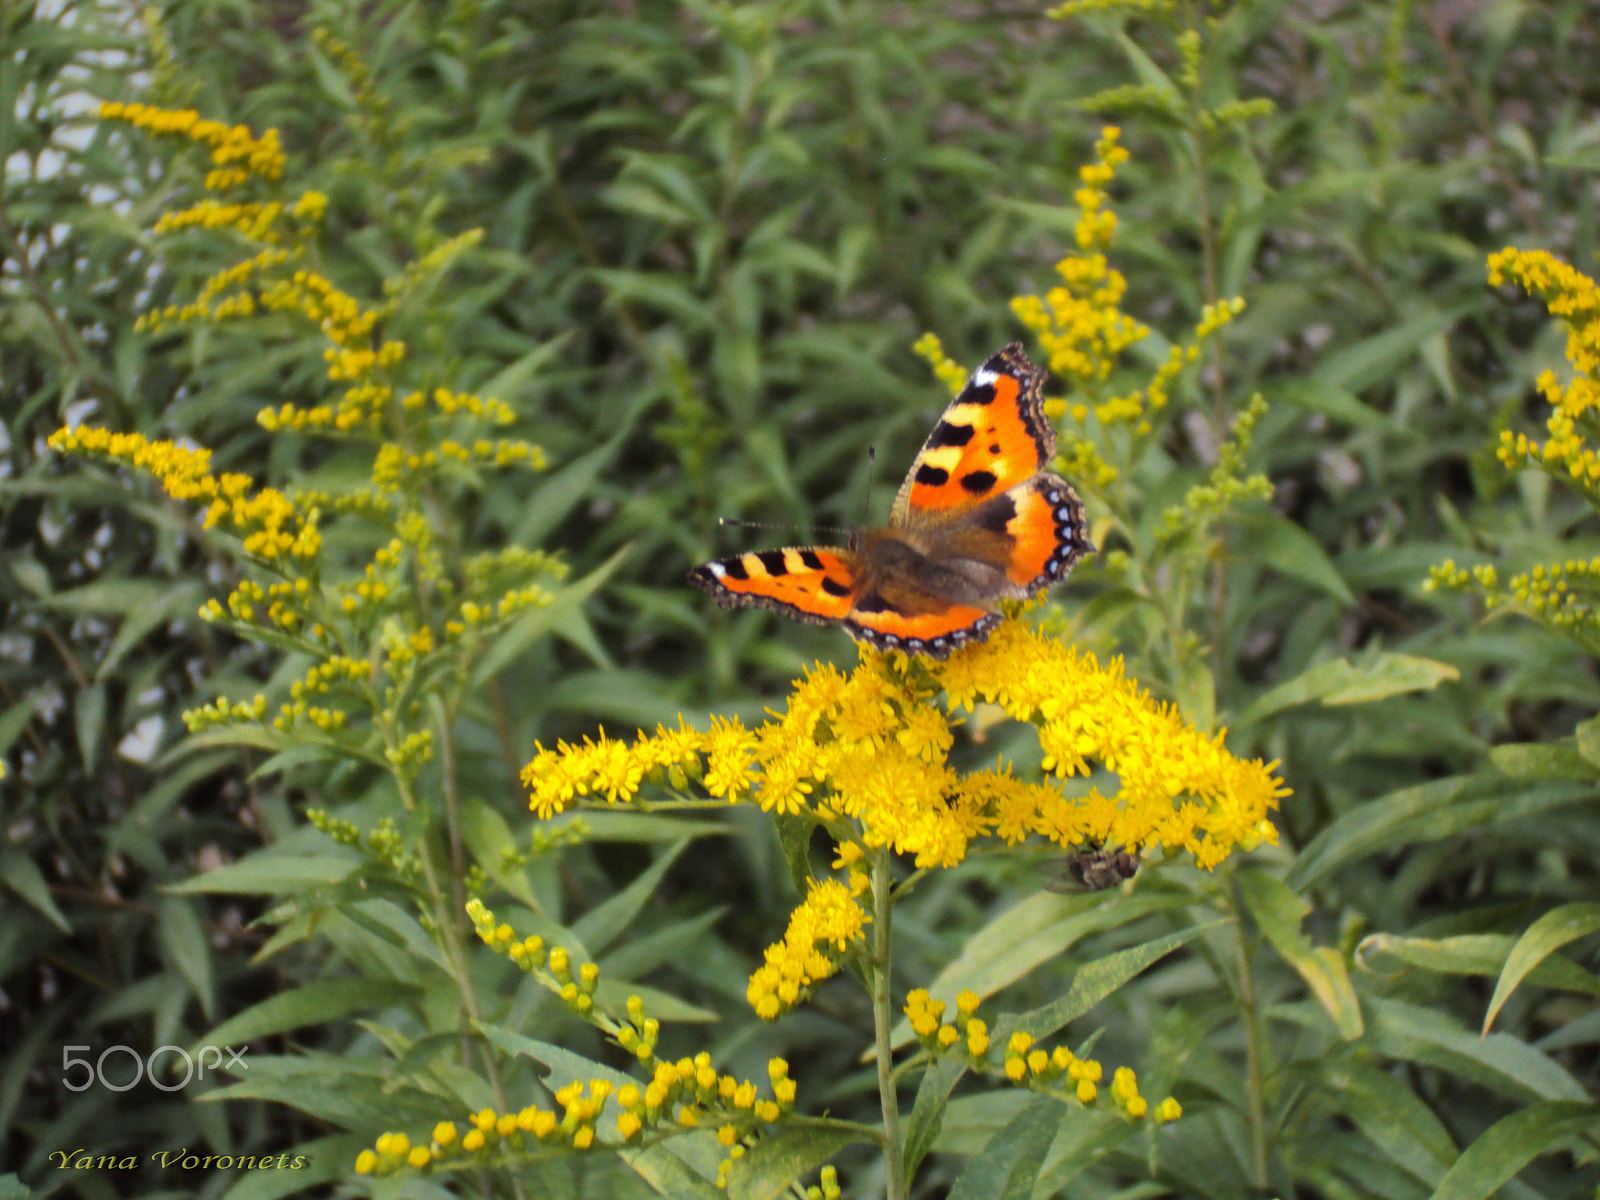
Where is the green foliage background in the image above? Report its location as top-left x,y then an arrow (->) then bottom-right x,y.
5,0 -> 1600,1196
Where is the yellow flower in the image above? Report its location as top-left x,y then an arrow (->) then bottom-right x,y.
1488,248 -> 1600,488
746,879 -> 869,1019
523,621 -> 1284,1015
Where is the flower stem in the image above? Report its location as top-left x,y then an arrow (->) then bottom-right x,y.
1231,873 -> 1270,1190
872,849 -> 908,1200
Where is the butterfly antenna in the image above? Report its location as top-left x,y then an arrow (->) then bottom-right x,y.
716,517 -> 851,537
859,445 -> 877,527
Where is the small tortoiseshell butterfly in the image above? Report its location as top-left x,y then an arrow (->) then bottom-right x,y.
688,344 -> 1094,659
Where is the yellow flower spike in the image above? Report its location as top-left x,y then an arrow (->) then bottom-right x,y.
407,1146 -> 431,1169
461,1128 -> 485,1152
354,1149 -> 378,1174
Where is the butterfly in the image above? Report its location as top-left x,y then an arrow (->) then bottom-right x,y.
687,343 -> 1094,659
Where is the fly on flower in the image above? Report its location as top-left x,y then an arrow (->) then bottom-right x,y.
1046,844 -> 1141,893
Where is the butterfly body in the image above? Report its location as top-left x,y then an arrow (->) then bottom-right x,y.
689,344 -> 1093,659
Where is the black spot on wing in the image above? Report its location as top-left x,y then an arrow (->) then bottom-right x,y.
757,550 -> 788,575
926,421 -> 975,449
854,592 -> 892,614
962,382 -> 997,406
722,558 -> 749,581
959,470 -> 998,495
799,550 -> 825,571
973,495 -> 1016,534
821,576 -> 851,598
914,465 -> 950,488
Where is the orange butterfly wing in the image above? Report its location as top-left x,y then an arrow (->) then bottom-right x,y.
687,547 -> 864,625
688,344 -> 1093,660
891,342 -> 1054,524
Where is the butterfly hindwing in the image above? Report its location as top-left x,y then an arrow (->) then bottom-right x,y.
892,342 -> 1054,523
996,474 -> 1093,596
687,546 -> 864,626
844,584 -> 1001,659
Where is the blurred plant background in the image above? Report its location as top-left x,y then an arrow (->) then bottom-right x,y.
6,0 -> 1600,1196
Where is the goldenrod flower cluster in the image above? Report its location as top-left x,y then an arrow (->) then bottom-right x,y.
183,694 -> 268,733
525,621 -> 1282,867
905,989 -> 1182,1121
1006,127 -> 1246,488
356,1054 -> 795,1184
912,333 -> 974,396
100,100 -> 285,185
747,878 -> 870,1019
1488,248 -> 1600,496
358,900 -> 799,1182
524,622 -> 1282,1015
1010,128 -> 1146,393
46,428 -> 320,564
1050,0 -> 1175,16
1430,252 -> 1600,649
1431,557 -> 1600,652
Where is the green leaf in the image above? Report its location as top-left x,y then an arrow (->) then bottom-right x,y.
95,580 -> 206,682
1234,511 -> 1355,605
75,684 -> 106,773
1309,309 -> 1461,394
1360,932 -> 1600,1000
724,1126 -> 861,1200
474,545 -> 631,683
1371,999 -> 1588,1102
1007,925 -> 1215,1045
1239,653 -> 1460,723
1488,741 -> 1594,780
164,850 -> 360,895
902,1056 -> 967,1182
773,811 -> 817,899
1485,903 -> 1600,1033
563,810 -> 731,843
514,426 -> 630,546
1282,382 -> 1410,433
1287,776 -> 1593,891
947,1094 -> 1061,1200
158,896 -> 216,1021
1575,715 -> 1600,767
1318,1060 -> 1455,1188
891,891 -> 1183,1048
0,849 -> 70,931
572,838 -> 687,956
1427,1101 -> 1597,1200
201,979 -> 416,1052
593,978 -> 718,1024
1238,870 -> 1363,1038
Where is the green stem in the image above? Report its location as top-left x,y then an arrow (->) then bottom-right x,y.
872,849 -> 908,1200
1230,874 -> 1270,1190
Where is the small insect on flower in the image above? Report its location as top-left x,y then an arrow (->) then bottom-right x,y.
1046,844 -> 1140,893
